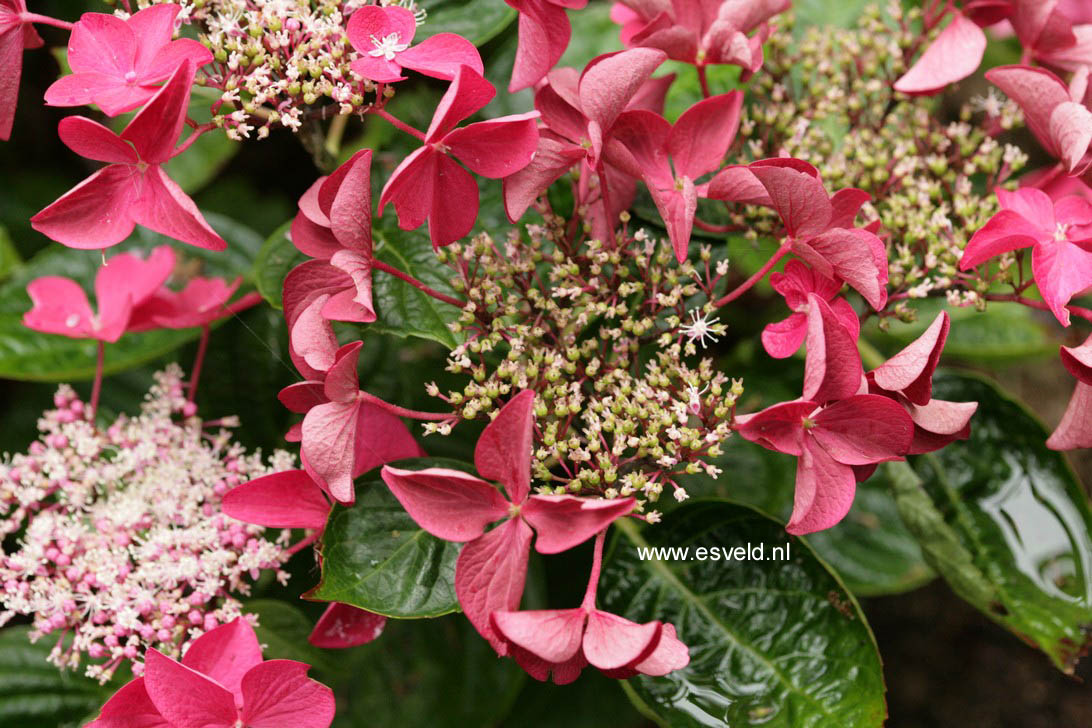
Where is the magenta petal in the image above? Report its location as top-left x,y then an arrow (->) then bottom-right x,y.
812,394 -> 915,464
133,166 -> 227,251
31,165 -> 140,249
736,400 -> 816,456
668,91 -> 743,180
346,5 -> 417,60
350,55 -> 406,84
894,13 -> 987,95
290,292 -> 338,373
328,149 -> 373,253
806,228 -> 888,310
802,294 -> 863,404
239,660 -> 336,728
828,188 -> 871,229
583,610 -> 659,670
95,246 -> 175,323
906,397 -> 978,437
987,64 -> 1071,158
301,399 -> 361,503
67,12 -> 136,77
308,603 -> 386,648
399,32 -> 484,80
579,48 -> 667,138
380,466 -> 510,541
522,495 -> 635,554
1047,381 -> 1092,450
871,311 -> 949,405
322,340 -> 363,403
959,209 -> 1043,270
998,186 -> 1056,230
1061,332 -> 1092,384
427,65 -> 496,141
1031,234 -> 1092,326
121,60 -> 195,164
503,135 -> 586,221
124,3 -> 179,71
23,277 -> 97,339
56,116 -> 138,164
510,0 -> 572,92
491,608 -> 586,663
444,112 -> 541,178
142,37 -> 213,81
278,381 -> 326,413
379,146 -> 435,230
87,677 -> 170,728
221,471 -> 330,530
706,165 -> 772,205
329,250 -> 376,322
352,402 -> 425,476
748,163 -> 832,238
143,648 -> 237,728
291,211 -> 342,259
475,389 -> 536,503
0,24 -> 24,140
455,517 -> 534,653
631,622 -> 689,676
787,439 -> 857,535
761,313 -> 808,359
1049,101 -> 1092,172
180,618 -> 264,699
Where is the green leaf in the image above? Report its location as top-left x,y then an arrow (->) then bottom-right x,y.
416,0 -> 515,46
372,220 -> 462,349
602,502 -> 886,728
308,476 -> 462,618
328,615 -> 524,728
0,626 -> 113,727
253,221 -> 306,310
865,298 -> 1056,363
0,224 -> 21,281
0,212 -> 262,382
896,371 -> 1092,673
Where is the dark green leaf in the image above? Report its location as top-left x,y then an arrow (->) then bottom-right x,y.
416,0 -> 515,46
0,213 -> 261,382
308,477 -> 462,618
602,502 -> 886,728
897,371 -> 1092,673
0,626 -> 113,728
328,615 -> 524,728
0,224 -> 19,281
372,220 -> 462,349
253,221 -> 306,310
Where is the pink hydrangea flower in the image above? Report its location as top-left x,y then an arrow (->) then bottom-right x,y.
381,391 -> 635,652
609,92 -> 743,261
286,150 -> 377,376
610,0 -> 788,75
503,48 -> 668,224
960,186 -> 1092,326
711,158 -> 888,310
866,311 -> 978,457
23,246 -> 175,342
987,65 -> 1092,174
761,260 -> 860,359
346,4 -> 482,83
278,341 -> 427,503
32,60 -> 226,252
89,618 -> 336,728
44,4 -> 212,116
129,276 -> 261,331
894,11 -> 989,95
505,0 -> 588,92
1048,331 -> 1092,450
738,395 -> 914,534
379,66 -> 540,248
0,0 -> 43,140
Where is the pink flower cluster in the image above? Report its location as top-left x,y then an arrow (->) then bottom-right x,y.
0,368 -> 293,684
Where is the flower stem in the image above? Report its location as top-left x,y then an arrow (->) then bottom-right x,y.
371,108 -> 427,141
20,12 -> 73,31
693,217 -> 739,234
373,260 -> 466,308
188,325 -> 210,403
361,392 -> 457,422
89,341 -> 105,422
712,240 -> 791,308
173,124 -> 215,158
580,530 -> 607,610
986,293 -> 1092,324
697,65 -> 712,99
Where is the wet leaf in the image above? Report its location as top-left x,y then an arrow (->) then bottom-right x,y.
898,371 -> 1092,673
416,0 -> 515,46
601,502 -> 886,728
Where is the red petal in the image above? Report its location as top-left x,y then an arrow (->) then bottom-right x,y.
1047,381 -> 1092,450
31,165 -> 140,249
180,618 -> 264,698
802,294 -> 863,404
736,400 -> 815,456
787,439 -> 857,535
669,91 -> 743,180
444,112 -> 542,178
143,648 -> 237,727
491,608 -> 586,663
132,166 -> 226,251
522,495 -> 635,553
380,466 -> 509,542
121,59 -> 195,164
812,394 -> 915,464
57,116 -> 138,164
582,610 -> 659,670
893,13 -> 986,95
308,603 -> 386,649
475,389 -> 536,503
239,660 -> 336,728
427,65 -> 495,140
748,162 -> 832,238
455,517 -> 533,653
871,311 -> 949,405
987,64 -> 1070,159
221,470 -> 330,530
87,677 -> 171,728
400,32 -> 483,81
509,0 -> 572,92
